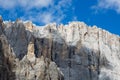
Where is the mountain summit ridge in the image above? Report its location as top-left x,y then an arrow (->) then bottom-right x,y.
0,17 -> 120,80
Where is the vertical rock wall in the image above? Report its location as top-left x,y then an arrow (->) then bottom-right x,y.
0,17 -> 120,80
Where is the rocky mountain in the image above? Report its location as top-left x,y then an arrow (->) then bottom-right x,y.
0,16 -> 120,80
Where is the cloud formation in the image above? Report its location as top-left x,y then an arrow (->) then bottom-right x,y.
0,0 -> 52,9
92,0 -> 120,13
0,0 -> 74,24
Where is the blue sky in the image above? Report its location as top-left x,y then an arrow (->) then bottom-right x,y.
0,0 -> 120,35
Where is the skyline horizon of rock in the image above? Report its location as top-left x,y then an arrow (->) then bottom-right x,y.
0,16 -> 120,80
0,15 -> 119,36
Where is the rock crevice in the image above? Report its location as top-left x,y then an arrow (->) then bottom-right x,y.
0,18 -> 120,80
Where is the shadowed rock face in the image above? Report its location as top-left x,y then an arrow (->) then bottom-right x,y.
0,17 -> 120,80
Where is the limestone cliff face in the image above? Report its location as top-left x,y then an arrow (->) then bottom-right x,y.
0,17 -> 120,80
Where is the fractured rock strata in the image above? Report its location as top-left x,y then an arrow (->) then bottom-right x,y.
0,17 -> 120,80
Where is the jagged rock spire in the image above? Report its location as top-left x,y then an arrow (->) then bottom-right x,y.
0,19 -> 119,80
0,15 -> 3,25
0,16 -> 3,35
0,15 -> 2,21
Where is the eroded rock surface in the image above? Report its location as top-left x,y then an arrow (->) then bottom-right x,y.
0,17 -> 120,80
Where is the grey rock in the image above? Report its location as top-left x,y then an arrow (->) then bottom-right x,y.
0,17 -> 120,80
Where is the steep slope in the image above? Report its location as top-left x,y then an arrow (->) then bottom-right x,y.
0,18 -> 63,80
0,17 -> 120,80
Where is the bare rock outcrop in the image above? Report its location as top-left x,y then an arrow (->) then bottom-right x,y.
0,18 -> 63,80
0,17 -> 120,80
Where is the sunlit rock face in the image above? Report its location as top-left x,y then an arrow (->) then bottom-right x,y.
0,17 -> 120,80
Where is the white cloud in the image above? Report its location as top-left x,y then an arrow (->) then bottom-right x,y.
0,0 -> 16,9
40,13 -> 52,24
92,0 -> 120,13
21,0 -> 73,24
0,0 -> 52,9
18,0 -> 53,10
73,16 -> 78,21
0,0 -> 73,25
